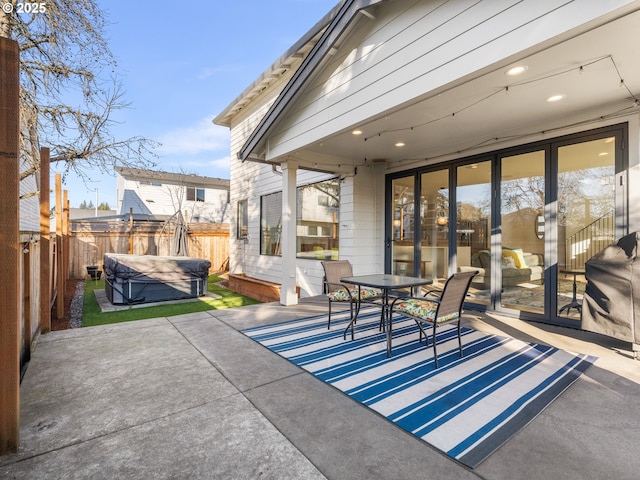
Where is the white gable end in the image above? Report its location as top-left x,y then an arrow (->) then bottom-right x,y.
265,0 -> 639,160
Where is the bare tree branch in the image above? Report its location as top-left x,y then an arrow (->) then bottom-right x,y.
2,1 -> 158,197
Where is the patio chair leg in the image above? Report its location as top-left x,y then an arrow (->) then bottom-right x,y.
327,301 -> 332,329
415,321 -> 428,346
432,323 -> 439,369
343,299 -> 356,341
457,321 -> 463,359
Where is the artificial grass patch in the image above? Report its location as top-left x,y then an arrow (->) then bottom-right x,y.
82,275 -> 260,327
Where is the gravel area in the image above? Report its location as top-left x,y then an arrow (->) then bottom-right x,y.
69,280 -> 85,328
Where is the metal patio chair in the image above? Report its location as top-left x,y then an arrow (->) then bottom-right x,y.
389,270 -> 478,368
321,260 -> 382,330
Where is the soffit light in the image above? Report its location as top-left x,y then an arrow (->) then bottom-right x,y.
352,129 -> 362,135
506,65 -> 528,76
546,94 -> 566,103
395,142 -> 405,147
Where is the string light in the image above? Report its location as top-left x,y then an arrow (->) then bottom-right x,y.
301,56 -> 638,174
362,55 -> 638,144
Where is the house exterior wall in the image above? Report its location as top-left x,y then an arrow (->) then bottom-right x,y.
116,172 -> 229,223
222,0 -> 640,301
230,164 -> 384,297
266,0 -> 638,160
228,67 -> 386,296
627,115 -> 640,233
19,163 -> 40,232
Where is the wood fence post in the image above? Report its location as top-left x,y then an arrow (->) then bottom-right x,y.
55,175 -> 64,319
128,208 -> 134,254
0,36 -> 21,455
63,192 -> 69,282
39,147 -> 51,333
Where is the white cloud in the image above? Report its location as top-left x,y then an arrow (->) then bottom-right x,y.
172,156 -> 230,172
209,156 -> 231,170
158,117 -> 229,155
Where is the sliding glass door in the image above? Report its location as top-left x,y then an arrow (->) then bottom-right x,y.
456,161 -> 492,306
386,124 -> 626,326
390,176 -> 415,276
499,150 -> 546,314
420,169 -> 449,285
556,136 -> 616,321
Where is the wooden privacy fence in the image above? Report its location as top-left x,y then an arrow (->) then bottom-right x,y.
69,220 -> 230,279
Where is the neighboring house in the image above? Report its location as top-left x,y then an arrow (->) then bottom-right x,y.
19,159 -> 40,232
214,0 -> 640,337
115,167 -> 230,223
69,208 -> 117,220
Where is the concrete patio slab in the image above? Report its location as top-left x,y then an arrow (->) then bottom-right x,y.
2,297 -> 640,479
95,289 -> 220,313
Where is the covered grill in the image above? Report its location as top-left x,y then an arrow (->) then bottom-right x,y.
582,232 -> 639,357
104,253 -> 211,305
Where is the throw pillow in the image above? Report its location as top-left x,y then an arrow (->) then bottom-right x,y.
502,247 -> 528,268
502,256 -> 516,269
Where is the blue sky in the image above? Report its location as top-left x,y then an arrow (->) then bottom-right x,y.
53,0 -> 336,209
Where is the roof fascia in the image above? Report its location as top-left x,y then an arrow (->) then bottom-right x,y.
238,0 -> 387,163
213,3 -> 343,127
117,167 -> 229,187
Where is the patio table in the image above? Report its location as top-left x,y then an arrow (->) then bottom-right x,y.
340,274 -> 433,356
559,268 -> 585,315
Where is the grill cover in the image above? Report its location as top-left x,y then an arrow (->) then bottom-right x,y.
582,232 -> 639,352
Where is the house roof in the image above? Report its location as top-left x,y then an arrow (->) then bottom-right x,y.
213,1 -> 345,129
69,208 -> 117,220
229,0 -> 387,163
115,167 -> 229,190
215,0 -> 640,171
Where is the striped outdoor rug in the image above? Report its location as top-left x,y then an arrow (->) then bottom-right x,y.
243,307 -> 596,468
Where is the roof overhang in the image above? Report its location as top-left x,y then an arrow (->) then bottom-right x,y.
235,0 -> 389,164
224,1 -> 640,175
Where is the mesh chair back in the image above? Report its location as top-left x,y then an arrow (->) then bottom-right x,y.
436,270 -> 478,320
321,260 -> 354,289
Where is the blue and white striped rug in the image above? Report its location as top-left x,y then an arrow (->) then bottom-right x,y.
243,307 -> 595,468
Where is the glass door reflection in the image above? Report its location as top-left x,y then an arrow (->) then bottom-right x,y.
391,176 -> 416,276
500,150 -> 546,314
557,137 -> 616,320
456,161 -> 492,306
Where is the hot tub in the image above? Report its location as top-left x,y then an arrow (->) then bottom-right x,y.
103,253 -> 211,305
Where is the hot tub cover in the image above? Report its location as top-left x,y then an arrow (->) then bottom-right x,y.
104,253 -> 210,283
103,254 -> 211,305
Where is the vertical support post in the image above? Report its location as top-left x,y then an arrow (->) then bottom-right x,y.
128,208 -> 134,254
280,160 -> 298,305
22,247 -> 31,363
39,147 -> 51,333
55,174 -> 64,319
0,36 -> 21,455
63,191 -> 69,281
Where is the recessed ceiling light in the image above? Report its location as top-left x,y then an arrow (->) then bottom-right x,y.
352,129 -> 362,135
604,137 -> 614,144
598,152 -> 609,156
546,94 -> 566,103
395,142 -> 405,147
506,65 -> 528,76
